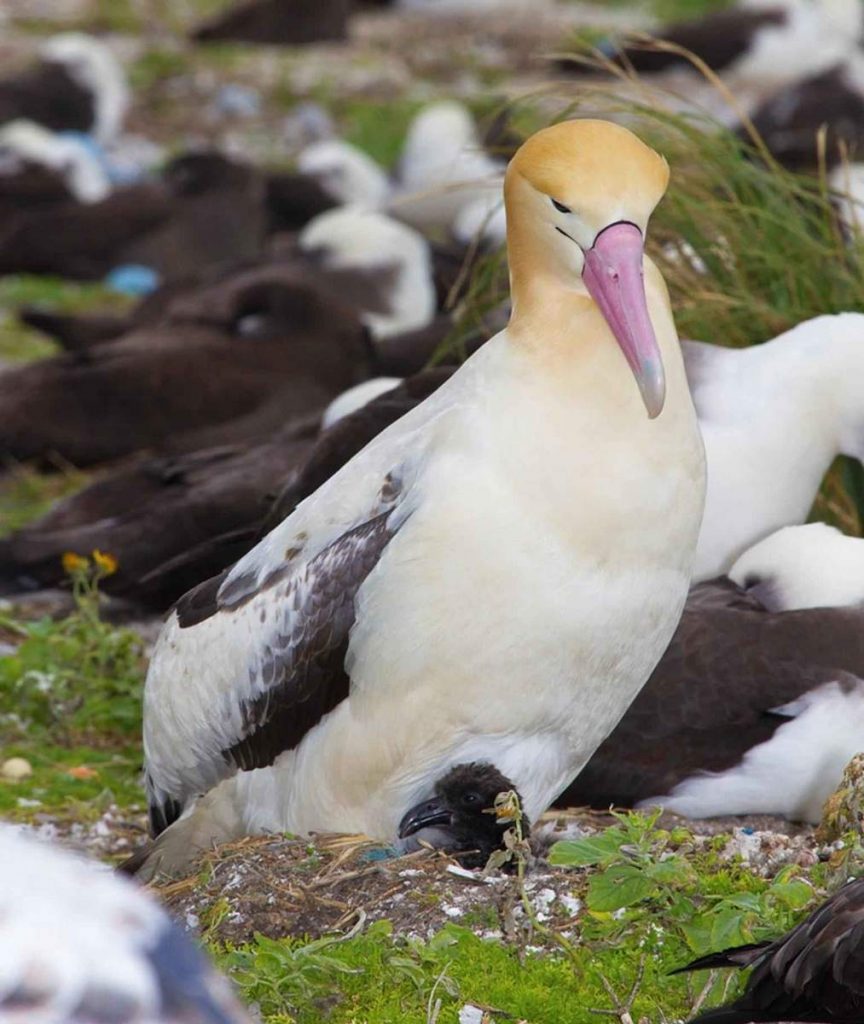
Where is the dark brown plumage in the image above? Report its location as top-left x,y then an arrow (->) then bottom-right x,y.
675,878 -> 864,1022
191,0 -> 349,45
0,160 -> 76,222
556,6 -> 785,75
744,63 -> 864,170
559,578 -> 864,809
0,425 -> 316,607
19,308 -> 132,351
264,171 -> 341,233
0,369 -> 453,608
0,58 -> 94,134
0,152 -> 267,281
0,275 -> 373,466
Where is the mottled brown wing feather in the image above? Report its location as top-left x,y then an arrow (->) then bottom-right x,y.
148,511 -> 399,835
225,513 -> 393,771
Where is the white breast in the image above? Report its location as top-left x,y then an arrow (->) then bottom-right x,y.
233,327 -> 704,838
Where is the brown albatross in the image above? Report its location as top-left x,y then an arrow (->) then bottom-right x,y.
561,522 -> 864,823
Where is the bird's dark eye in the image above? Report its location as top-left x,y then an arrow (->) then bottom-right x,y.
462,791 -> 482,807
550,198 -> 571,214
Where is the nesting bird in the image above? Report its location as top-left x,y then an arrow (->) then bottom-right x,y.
743,54 -> 864,171
0,33 -> 129,142
0,206 -> 441,467
395,101 -> 506,244
685,313 -> 864,580
126,119 -> 705,880
563,523 -> 864,823
0,150 -> 267,281
0,827 -> 250,1023
0,119 -> 110,213
561,0 -> 864,93
190,0 -> 350,45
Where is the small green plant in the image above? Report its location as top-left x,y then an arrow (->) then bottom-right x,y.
550,811 -> 816,955
226,930 -> 368,1018
0,463 -> 89,538
0,550 -> 144,744
0,551 -> 145,816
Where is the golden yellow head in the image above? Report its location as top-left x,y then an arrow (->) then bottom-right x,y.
505,119 -> 671,418
505,119 -> 669,259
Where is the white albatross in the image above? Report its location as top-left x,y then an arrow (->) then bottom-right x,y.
0,827 -> 250,1022
130,120 -> 706,880
687,312 -> 864,580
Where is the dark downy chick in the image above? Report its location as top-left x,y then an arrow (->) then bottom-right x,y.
397,762 -> 529,869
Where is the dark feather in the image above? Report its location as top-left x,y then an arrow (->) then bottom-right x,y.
150,507 -> 402,834
679,879 -> 864,1022
744,64 -> 864,171
191,0 -> 349,44
0,160 -> 75,221
0,59 -> 93,133
560,578 -> 864,808
265,171 -> 340,233
556,6 -> 786,75
174,571 -> 231,630
224,513 -> 395,773
20,308 -> 131,350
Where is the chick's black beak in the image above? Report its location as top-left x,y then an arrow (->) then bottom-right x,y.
398,797 -> 452,839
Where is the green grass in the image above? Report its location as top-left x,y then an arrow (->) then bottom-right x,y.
0,576 -> 145,816
0,464 -> 90,538
0,741 -> 142,818
217,812 -> 837,1024
0,276 -> 131,365
222,920 -> 701,1024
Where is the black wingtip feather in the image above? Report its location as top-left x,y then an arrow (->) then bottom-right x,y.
670,942 -> 771,975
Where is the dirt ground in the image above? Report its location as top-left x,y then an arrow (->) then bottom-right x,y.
144,812 -> 821,945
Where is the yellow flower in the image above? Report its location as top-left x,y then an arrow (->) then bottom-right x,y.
92,549 -> 118,576
61,552 -> 89,575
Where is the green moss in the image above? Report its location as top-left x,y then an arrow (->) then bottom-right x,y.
0,276 -> 131,366
222,921 -> 701,1024
0,588 -> 145,816
0,466 -> 90,538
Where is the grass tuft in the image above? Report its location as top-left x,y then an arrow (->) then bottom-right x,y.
0,570 -> 145,816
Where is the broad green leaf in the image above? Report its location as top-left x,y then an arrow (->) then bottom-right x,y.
680,916 -> 714,954
770,880 -> 813,910
710,910 -> 751,950
549,830 -> 626,867
649,856 -> 695,886
587,864 -> 657,911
